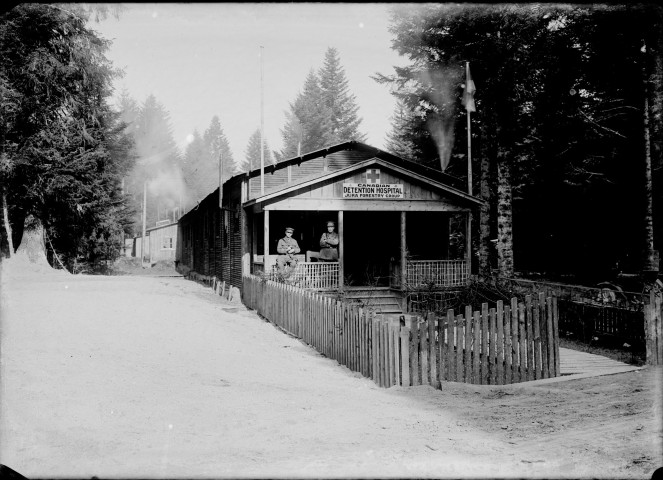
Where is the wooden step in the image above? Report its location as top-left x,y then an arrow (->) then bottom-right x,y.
334,288 -> 405,313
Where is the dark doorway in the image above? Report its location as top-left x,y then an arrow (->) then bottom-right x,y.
344,211 -> 400,286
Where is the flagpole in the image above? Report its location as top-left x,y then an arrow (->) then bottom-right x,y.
464,61 -> 473,279
260,45 -> 265,196
466,61 -> 472,196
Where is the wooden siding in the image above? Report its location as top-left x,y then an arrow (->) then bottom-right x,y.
257,167 -> 468,212
248,149 -> 377,199
147,223 -> 178,263
176,179 -> 243,288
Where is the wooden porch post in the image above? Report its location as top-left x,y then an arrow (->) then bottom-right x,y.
401,211 -> 407,289
263,210 -> 270,270
466,212 -> 472,279
251,213 -> 257,266
241,179 -> 250,277
338,210 -> 344,291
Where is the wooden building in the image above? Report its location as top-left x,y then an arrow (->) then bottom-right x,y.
133,220 -> 178,263
177,141 -> 482,312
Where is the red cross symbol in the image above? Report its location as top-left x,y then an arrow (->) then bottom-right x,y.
366,168 -> 380,184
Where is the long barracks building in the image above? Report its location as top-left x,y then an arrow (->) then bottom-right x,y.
176,141 -> 482,312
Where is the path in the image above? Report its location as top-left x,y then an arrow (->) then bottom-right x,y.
559,347 -> 643,378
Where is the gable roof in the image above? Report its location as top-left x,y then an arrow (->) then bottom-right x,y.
230,141 -> 467,193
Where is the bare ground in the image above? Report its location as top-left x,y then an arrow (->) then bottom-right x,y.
0,258 -> 661,479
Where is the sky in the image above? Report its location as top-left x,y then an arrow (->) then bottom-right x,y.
92,3 -> 410,166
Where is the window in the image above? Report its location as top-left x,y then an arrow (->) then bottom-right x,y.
162,236 -> 173,249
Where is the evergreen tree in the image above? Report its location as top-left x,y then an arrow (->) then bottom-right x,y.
181,129 -> 207,203
240,129 -> 273,172
116,89 -> 140,134
180,116 -> 236,205
319,47 -> 366,143
280,69 -> 334,158
385,98 -> 418,159
378,3 -> 663,280
0,3 -> 135,268
204,115 -> 235,185
278,49 -> 367,160
126,94 -> 184,229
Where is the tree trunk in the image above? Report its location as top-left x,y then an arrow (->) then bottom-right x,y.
496,149 -> 514,277
645,10 -> 663,173
2,187 -> 13,257
643,39 -> 659,275
478,130 -> 494,278
14,214 -> 50,266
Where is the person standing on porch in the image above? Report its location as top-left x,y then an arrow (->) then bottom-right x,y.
276,226 -> 301,273
319,221 -> 339,261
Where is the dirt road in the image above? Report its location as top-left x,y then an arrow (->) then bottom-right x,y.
1,261 -> 661,478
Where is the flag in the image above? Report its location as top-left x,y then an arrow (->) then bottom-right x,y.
462,64 -> 476,113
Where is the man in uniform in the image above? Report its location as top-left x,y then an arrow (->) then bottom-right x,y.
276,226 -> 301,274
319,221 -> 339,261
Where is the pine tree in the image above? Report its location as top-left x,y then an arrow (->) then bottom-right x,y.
319,47 -> 366,143
125,94 -> 183,229
204,115 -> 235,185
240,129 -> 273,172
116,90 -> 140,134
280,69 -> 333,158
181,129 -> 207,203
385,98 -> 418,159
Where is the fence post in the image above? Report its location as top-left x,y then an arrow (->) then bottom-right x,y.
410,318 -> 420,386
463,306 -> 473,385
489,307 -> 498,385
644,283 -> 663,365
392,321 -> 401,386
511,297 -> 520,383
496,301 -> 505,385
372,315 -> 380,386
472,310 -> 481,384
437,312 -> 446,383
518,301 -> 527,382
446,309 -> 456,382
401,324 -> 411,387
368,310 -> 373,379
525,295 -> 534,382
382,319 -> 390,387
428,312 -> 438,388
553,296 -> 560,376
358,307 -> 364,376
420,314 -> 429,385
533,293 -> 543,380
539,295 -> 549,379
455,314 -> 464,382
546,296 -> 555,378
504,303 -> 512,384
481,303 -> 489,385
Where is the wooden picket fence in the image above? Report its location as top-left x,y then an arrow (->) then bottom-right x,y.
242,274 -> 560,387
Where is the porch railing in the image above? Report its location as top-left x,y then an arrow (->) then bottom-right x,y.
394,259 -> 469,288
253,261 -> 339,290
